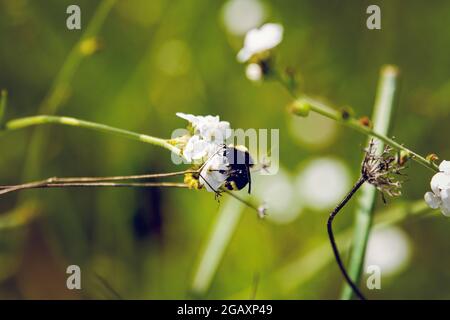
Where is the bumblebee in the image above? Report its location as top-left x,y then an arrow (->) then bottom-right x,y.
222,145 -> 254,194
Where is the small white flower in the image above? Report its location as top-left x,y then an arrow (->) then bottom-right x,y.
199,151 -> 229,192
197,116 -> 231,142
245,63 -> 262,81
237,23 -> 284,63
183,135 -> 209,163
424,160 -> 450,216
176,112 -> 231,143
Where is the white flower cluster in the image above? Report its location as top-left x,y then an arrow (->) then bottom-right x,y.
424,160 -> 450,216
237,23 -> 284,81
176,113 -> 231,192
176,113 -> 231,162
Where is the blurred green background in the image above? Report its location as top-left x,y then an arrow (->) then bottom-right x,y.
0,0 -> 449,299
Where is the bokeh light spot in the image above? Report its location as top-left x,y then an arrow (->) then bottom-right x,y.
365,226 -> 412,277
295,158 -> 351,211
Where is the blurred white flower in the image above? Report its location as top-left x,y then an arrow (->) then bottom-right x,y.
222,0 -> 266,36
245,63 -> 263,81
237,23 -> 283,63
176,112 -> 231,143
295,158 -> 351,211
200,151 -> 229,192
365,226 -> 412,276
424,160 -> 450,216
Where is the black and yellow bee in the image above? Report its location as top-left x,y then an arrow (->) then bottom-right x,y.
221,145 -> 254,194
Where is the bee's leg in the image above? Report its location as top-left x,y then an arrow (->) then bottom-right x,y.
247,166 -> 252,194
197,172 -> 222,199
195,145 -> 227,173
208,169 -> 228,174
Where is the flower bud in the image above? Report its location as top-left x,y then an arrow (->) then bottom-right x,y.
245,63 -> 263,81
396,150 -> 411,166
288,99 -> 311,117
426,153 -> 439,163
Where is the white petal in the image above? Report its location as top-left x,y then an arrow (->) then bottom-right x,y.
191,142 -> 209,160
430,172 -> 450,194
245,63 -> 262,81
424,191 -> 441,209
205,115 -> 219,122
244,23 -> 283,53
258,23 -> 283,48
182,135 -> 197,162
176,112 -> 201,127
237,48 -> 252,63
197,116 -> 230,142
439,188 -> 450,217
439,160 -> 450,174
183,135 -> 209,162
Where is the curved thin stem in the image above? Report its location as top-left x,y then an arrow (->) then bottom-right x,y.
4,115 -> 181,155
275,72 -> 438,173
327,176 -> 367,300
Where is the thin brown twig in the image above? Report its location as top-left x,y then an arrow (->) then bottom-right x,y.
0,170 -> 195,195
0,170 -> 196,188
0,181 -> 188,196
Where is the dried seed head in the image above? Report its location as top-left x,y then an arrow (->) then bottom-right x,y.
361,139 -> 405,197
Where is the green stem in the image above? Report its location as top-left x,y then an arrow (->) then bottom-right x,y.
340,65 -> 397,299
191,197 -> 246,296
4,115 -> 181,155
277,71 -> 438,173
